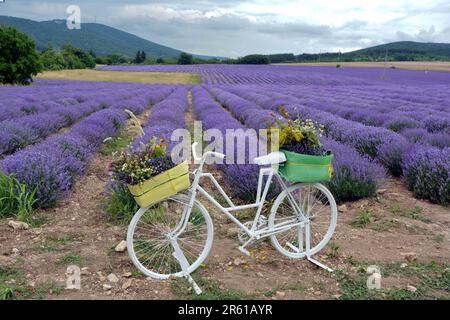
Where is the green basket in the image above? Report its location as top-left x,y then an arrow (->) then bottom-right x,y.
279,150 -> 334,183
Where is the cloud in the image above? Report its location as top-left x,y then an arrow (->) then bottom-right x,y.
1,0 -> 449,56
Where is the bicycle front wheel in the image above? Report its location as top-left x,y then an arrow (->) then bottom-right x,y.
127,194 -> 213,279
269,183 -> 337,259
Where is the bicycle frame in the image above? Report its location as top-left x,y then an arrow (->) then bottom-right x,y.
171,160 -> 307,244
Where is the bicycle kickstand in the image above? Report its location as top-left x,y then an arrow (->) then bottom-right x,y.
170,238 -> 203,295
305,223 -> 334,273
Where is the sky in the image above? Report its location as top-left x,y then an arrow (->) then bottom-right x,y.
1,0 -> 450,57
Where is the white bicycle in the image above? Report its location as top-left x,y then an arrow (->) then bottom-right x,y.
127,143 -> 337,293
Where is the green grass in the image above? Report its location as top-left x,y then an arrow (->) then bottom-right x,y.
371,219 -> 401,232
103,181 -> 140,223
326,242 -> 341,258
0,265 -> 22,300
0,263 -> 64,300
56,252 -> 81,266
42,235 -> 76,252
0,285 -> 13,300
334,260 -> 449,300
264,281 -> 306,297
101,132 -> 133,156
171,274 -> 252,300
433,234 -> 445,243
32,280 -> 64,299
350,210 -> 372,228
0,171 -> 37,222
403,206 -> 432,224
389,205 -> 432,224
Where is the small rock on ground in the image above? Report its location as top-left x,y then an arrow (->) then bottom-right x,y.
107,273 -> 119,283
8,220 -> 30,230
407,285 -> 417,293
115,240 -> 127,252
103,284 -> 112,291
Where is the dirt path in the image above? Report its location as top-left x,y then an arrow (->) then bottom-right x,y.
1,93 -> 449,300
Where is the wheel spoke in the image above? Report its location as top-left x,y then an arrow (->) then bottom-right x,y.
270,184 -> 336,257
130,195 -> 212,278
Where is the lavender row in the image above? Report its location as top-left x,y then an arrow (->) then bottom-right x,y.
402,145 -> 449,205
201,86 -> 385,202
0,109 -> 127,208
100,64 -> 450,86
217,85 -> 449,204
132,86 -> 189,152
0,81 -> 151,121
270,86 -> 450,147
0,84 -> 174,156
221,86 -> 410,176
191,86 -> 261,200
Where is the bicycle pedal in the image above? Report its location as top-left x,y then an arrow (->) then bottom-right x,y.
238,246 -> 250,256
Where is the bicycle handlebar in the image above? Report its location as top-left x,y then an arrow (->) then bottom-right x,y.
192,143 -> 226,162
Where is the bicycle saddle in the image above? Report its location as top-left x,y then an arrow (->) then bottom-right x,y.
253,152 -> 286,166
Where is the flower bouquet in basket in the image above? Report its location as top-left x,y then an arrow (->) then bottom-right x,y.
111,137 -> 190,208
273,107 -> 333,183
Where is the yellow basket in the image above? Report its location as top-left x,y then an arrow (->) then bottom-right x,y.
128,161 -> 190,208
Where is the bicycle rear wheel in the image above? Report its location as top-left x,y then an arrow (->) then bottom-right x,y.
127,194 -> 213,279
269,183 -> 337,259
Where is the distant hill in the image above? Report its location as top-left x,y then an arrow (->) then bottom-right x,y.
0,15 -> 215,59
352,41 -> 450,57
296,41 -> 450,62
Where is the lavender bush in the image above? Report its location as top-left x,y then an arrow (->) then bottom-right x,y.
1,109 -> 127,208
402,145 -> 450,205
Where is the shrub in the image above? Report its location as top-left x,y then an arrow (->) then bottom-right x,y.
401,128 -> 428,143
1,149 -> 72,208
402,145 -> 450,205
384,116 -> 420,132
426,132 -> 450,149
103,181 -> 139,223
378,139 -> 412,177
0,109 -> 126,208
40,46 -> 66,71
323,138 -> 385,203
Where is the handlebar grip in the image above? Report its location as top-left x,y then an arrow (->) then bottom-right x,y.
210,152 -> 226,160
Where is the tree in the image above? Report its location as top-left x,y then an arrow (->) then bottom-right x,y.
237,54 -> 270,64
156,57 -> 165,64
61,45 -> 95,69
134,50 -> 142,64
40,45 -> 66,70
134,50 -> 147,64
106,54 -> 129,65
140,51 -> 146,62
178,52 -> 193,65
0,26 -> 42,85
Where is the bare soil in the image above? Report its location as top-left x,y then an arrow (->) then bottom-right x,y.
1,98 -> 449,300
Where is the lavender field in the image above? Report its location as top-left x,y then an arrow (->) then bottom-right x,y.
1,65 -> 449,211
1,64 -> 449,300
